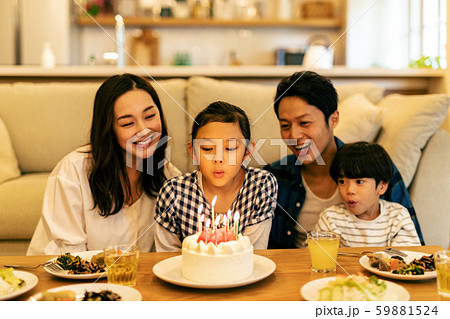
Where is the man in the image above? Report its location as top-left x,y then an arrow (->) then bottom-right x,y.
264,71 -> 424,248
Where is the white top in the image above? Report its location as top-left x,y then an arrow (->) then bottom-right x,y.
27,145 -> 181,255
313,199 -> 421,247
292,174 -> 341,247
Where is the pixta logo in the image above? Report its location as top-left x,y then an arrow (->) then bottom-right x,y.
190,138 -> 324,166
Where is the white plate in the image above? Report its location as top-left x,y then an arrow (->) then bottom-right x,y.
0,270 -> 39,301
45,250 -> 107,280
29,283 -> 142,301
359,250 -> 436,281
301,276 -> 410,301
153,254 -> 276,289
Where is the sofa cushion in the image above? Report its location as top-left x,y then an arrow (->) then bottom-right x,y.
0,172 -> 49,239
150,78 -> 190,172
334,82 -> 385,104
409,130 -> 450,247
187,76 -> 280,169
335,93 -> 384,143
0,116 -> 20,183
0,82 -> 99,173
376,94 -> 450,187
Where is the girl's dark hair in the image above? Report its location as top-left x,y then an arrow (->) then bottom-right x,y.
89,73 -> 168,217
191,101 -> 251,144
274,71 -> 338,124
330,142 -> 394,186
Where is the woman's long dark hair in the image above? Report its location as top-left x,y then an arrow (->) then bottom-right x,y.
89,73 -> 168,217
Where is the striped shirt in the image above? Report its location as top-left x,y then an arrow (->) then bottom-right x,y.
313,199 -> 421,247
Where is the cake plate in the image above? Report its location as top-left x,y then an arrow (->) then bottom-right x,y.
152,254 -> 276,289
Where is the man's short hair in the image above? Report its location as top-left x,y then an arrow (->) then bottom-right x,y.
274,71 -> 338,123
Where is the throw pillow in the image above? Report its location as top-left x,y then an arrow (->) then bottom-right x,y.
335,82 -> 385,104
0,116 -> 20,183
376,94 -> 450,187
334,93 -> 384,143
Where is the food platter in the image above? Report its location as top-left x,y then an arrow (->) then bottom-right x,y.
0,271 -> 39,301
300,276 -> 410,301
29,283 -> 142,301
44,250 -> 107,280
153,254 -> 276,289
359,250 -> 436,281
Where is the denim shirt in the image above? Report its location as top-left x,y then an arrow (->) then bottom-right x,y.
263,137 -> 424,248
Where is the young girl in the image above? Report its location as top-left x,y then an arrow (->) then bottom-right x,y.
27,74 -> 180,255
154,101 -> 278,251
313,142 -> 420,247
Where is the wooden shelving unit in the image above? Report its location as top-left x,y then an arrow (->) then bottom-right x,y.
76,15 -> 342,28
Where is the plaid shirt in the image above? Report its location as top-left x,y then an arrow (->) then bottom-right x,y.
155,167 -> 278,242
264,136 -> 424,249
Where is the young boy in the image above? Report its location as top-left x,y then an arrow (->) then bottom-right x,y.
313,142 -> 420,247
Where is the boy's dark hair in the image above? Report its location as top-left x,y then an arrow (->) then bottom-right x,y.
330,142 -> 394,186
191,101 -> 251,145
274,71 -> 338,124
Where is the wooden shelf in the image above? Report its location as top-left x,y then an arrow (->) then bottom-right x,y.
76,15 -> 342,28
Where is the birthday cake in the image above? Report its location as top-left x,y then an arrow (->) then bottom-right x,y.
181,228 -> 254,283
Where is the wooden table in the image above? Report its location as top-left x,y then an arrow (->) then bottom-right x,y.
1,246 -> 445,301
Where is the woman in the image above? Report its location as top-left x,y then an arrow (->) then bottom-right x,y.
27,74 -> 180,255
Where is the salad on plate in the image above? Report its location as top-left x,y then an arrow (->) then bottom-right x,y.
318,274 -> 387,301
0,268 -> 25,296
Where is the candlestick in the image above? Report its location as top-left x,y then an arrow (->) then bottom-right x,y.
205,219 -> 211,244
227,210 -> 231,231
211,195 -> 217,234
214,215 -> 220,245
234,211 -> 240,237
197,204 -> 204,233
223,215 -> 228,242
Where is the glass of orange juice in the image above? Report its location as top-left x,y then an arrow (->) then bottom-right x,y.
435,250 -> 450,298
307,232 -> 340,273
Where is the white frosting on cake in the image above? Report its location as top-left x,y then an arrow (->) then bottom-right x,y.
181,233 -> 254,283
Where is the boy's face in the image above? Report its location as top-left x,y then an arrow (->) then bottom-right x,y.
278,96 -> 338,165
337,177 -> 388,220
188,122 -> 251,190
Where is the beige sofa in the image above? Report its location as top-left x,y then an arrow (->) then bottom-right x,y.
1,76 -> 449,255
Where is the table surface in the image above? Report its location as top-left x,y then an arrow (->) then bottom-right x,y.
0,246 -> 445,301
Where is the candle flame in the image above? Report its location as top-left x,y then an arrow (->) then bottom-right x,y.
212,195 -> 217,207
223,215 -> 227,224
201,214 -> 205,222
234,211 -> 240,222
215,215 -> 220,225
227,209 -> 232,219
206,219 -> 211,228
198,204 -> 203,215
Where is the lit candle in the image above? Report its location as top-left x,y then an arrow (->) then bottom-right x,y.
205,219 -> 211,244
227,210 -> 232,231
223,215 -> 228,242
197,204 -> 204,233
201,213 -> 205,233
234,211 -> 240,237
211,195 -> 217,233
214,215 -> 220,245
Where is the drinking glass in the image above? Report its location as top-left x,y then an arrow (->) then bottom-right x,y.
104,244 -> 139,286
307,232 -> 340,273
435,250 -> 450,298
